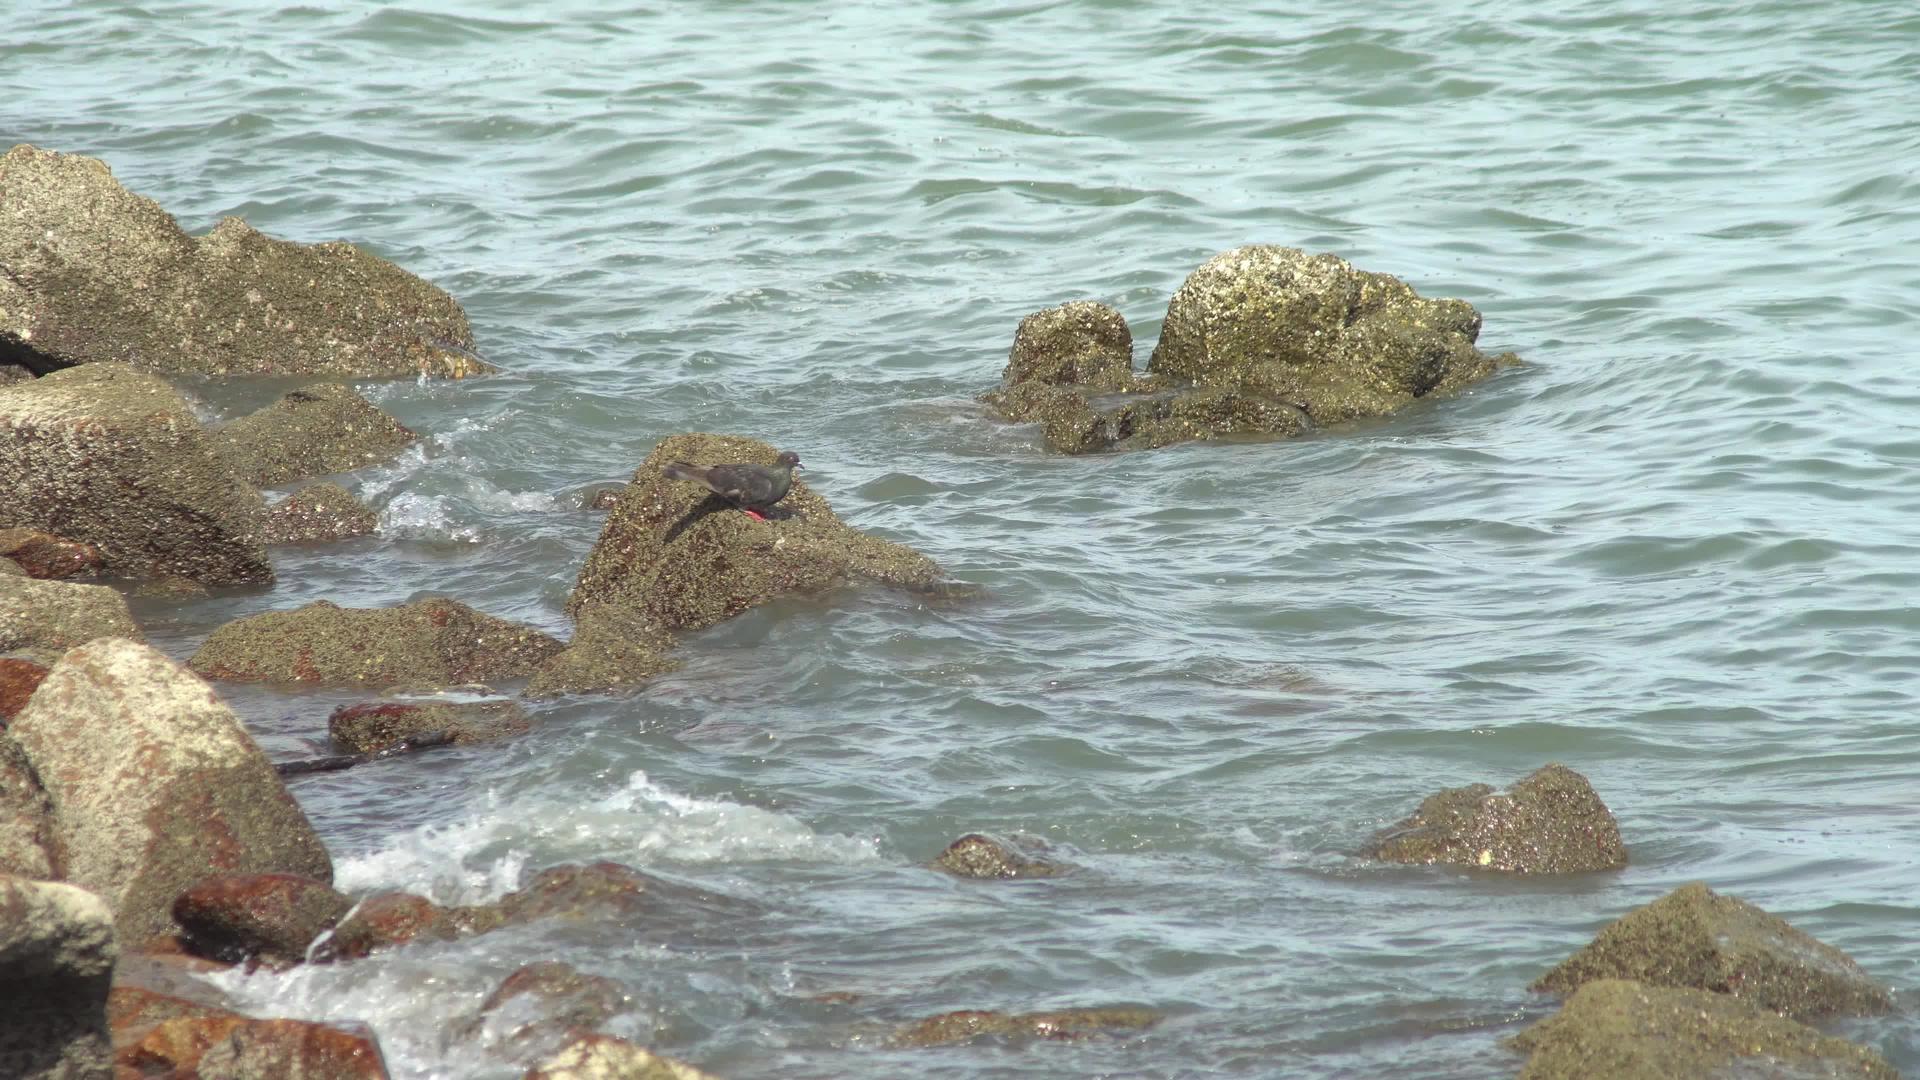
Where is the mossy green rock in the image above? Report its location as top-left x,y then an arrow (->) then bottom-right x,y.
217,384 -> 418,486
1371,763 -> 1626,874
189,598 -> 563,688
0,144 -> 490,379
0,364 -> 271,584
1147,245 -> 1518,424
567,433 -> 947,634
1510,979 -> 1896,1080
1532,882 -> 1891,1019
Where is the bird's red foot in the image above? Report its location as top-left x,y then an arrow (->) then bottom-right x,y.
744,509 -> 769,522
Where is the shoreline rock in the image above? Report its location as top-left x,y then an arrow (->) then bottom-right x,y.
1370,763 -> 1626,874
216,383 -> 419,487
0,576 -> 144,663
0,876 -> 116,1080
189,598 -> 564,688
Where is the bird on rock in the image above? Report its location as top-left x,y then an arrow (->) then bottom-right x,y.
661,450 -> 802,521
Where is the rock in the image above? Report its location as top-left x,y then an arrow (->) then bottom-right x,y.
217,384 -> 418,486
524,607 -> 680,699
932,833 -> 1063,879
126,1016 -> 389,1079
1531,881 -> 1891,1019
891,1005 -> 1160,1048
8,639 -> 332,946
1510,978 -> 1896,1080
0,875 -> 116,1080
567,433 -> 948,635
0,656 -> 51,723
524,1033 -> 721,1080
328,698 -> 532,755
583,484 -> 626,511
0,364 -> 272,584
999,300 -> 1142,392
310,891 -> 492,962
0,527 -> 104,579
263,482 -> 379,543
0,364 -> 30,385
171,873 -> 352,969
131,576 -> 212,600
107,985 -> 240,1055
462,961 -> 634,1051
1146,245 -> 1519,425
189,598 -> 564,688
0,143 -> 490,380
0,734 -> 59,877
0,576 -> 143,661
0,556 -> 21,576
1370,763 -> 1626,874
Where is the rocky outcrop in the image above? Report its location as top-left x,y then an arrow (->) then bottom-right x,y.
0,735 -> 59,877
171,873 -> 352,969
1531,882 -> 1891,1018
892,1006 -> 1160,1048
217,384 -> 418,486
8,639 -> 332,946
932,833 -> 1064,879
0,876 -> 116,1080
1370,763 -> 1626,874
189,598 -> 563,688
0,144 -> 490,380
1510,979 -> 1896,1080
0,528 -> 104,579
328,698 -> 532,754
524,1033 -> 721,1080
263,482 -> 380,543
568,433 -> 947,636
0,576 -> 142,661
0,364 -> 272,584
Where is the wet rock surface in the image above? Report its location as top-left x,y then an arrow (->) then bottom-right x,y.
999,299 -> 1144,392
460,961 -> 636,1054
1371,763 -> 1627,874
0,527 -> 105,579
217,383 -> 419,486
1510,978 -> 1896,1080
171,872 -> 353,969
0,875 -> 116,1080
189,597 -> 564,688
524,607 -> 680,699
891,1005 -> 1160,1048
126,1015 -> 390,1079
312,890 -> 487,962
328,698 -> 533,754
0,577 -> 143,662
1531,881 -> 1891,1019
932,833 -> 1065,879
0,734 -> 59,877
0,363 -> 272,584
263,481 -> 380,543
524,1032 -> 722,1080
0,143 -> 489,380
107,984 -> 242,1059
8,638 -> 332,946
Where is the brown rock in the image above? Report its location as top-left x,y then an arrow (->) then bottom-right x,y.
1531,882 -> 1891,1019
172,873 -> 352,969
188,597 -> 564,688
327,699 -> 532,755
932,833 -> 1063,879
0,576 -> 143,661
1370,763 -> 1626,874
107,985 -> 240,1053
463,961 -> 633,1050
192,1018 -> 391,1080
524,608 -> 679,700
0,144 -> 489,380
125,1014 -> 247,1075
8,639 -> 332,945
0,363 -> 272,584
311,891 -> 492,963
264,482 -> 379,544
0,656 -> 50,723
1000,300 -> 1140,391
0,527 -> 105,579
1510,979 -> 1896,1080
0,876 -> 117,1080
0,734 -> 59,877
217,384 -> 418,486
524,1033 -> 721,1080
892,1005 -> 1160,1048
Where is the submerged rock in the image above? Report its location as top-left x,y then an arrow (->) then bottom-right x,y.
0,143 -> 489,380
188,598 -> 564,688
524,1033 -> 721,1080
310,891 -> 487,962
8,639 -> 332,946
461,961 -> 635,1054
263,482 -> 380,543
327,698 -> 532,755
0,527 -> 104,579
932,833 -> 1064,880
568,433 -> 948,636
216,384 -> 419,486
1510,979 -> 1896,1080
0,876 -> 116,1080
0,734 -> 58,878
0,576 -> 143,662
891,1005 -> 1160,1048
171,873 -> 353,970
1531,881 -> 1891,1019
0,364 -> 272,584
524,607 -> 680,700
1370,763 -> 1626,874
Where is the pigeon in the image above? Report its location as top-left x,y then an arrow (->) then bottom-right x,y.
661,450 -> 802,521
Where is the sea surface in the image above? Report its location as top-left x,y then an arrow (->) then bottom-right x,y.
9,1 -> 1920,1076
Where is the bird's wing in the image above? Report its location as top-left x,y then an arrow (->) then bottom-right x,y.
702,464 -> 774,505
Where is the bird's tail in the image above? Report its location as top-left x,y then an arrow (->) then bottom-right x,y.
661,461 -> 698,483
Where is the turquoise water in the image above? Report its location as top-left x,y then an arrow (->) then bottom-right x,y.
10,1 -> 1920,1075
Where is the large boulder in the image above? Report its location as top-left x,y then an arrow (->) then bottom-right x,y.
216,384 -> 418,486
0,734 -> 59,878
567,433 -> 948,635
0,144 -> 490,379
0,577 -> 142,663
171,873 -> 352,969
0,876 -> 116,1080
1146,245 -> 1518,424
1370,763 -> 1626,874
1532,882 -> 1891,1019
188,598 -> 564,688
0,364 -> 271,584
8,639 -> 332,946
1510,979 -> 1896,1080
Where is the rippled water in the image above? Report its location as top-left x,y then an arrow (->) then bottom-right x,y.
11,1 -> 1920,1076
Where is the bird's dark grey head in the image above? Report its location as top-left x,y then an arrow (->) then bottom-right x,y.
775,450 -> 802,469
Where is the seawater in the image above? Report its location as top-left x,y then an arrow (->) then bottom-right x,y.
8,1 -> 1920,1076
